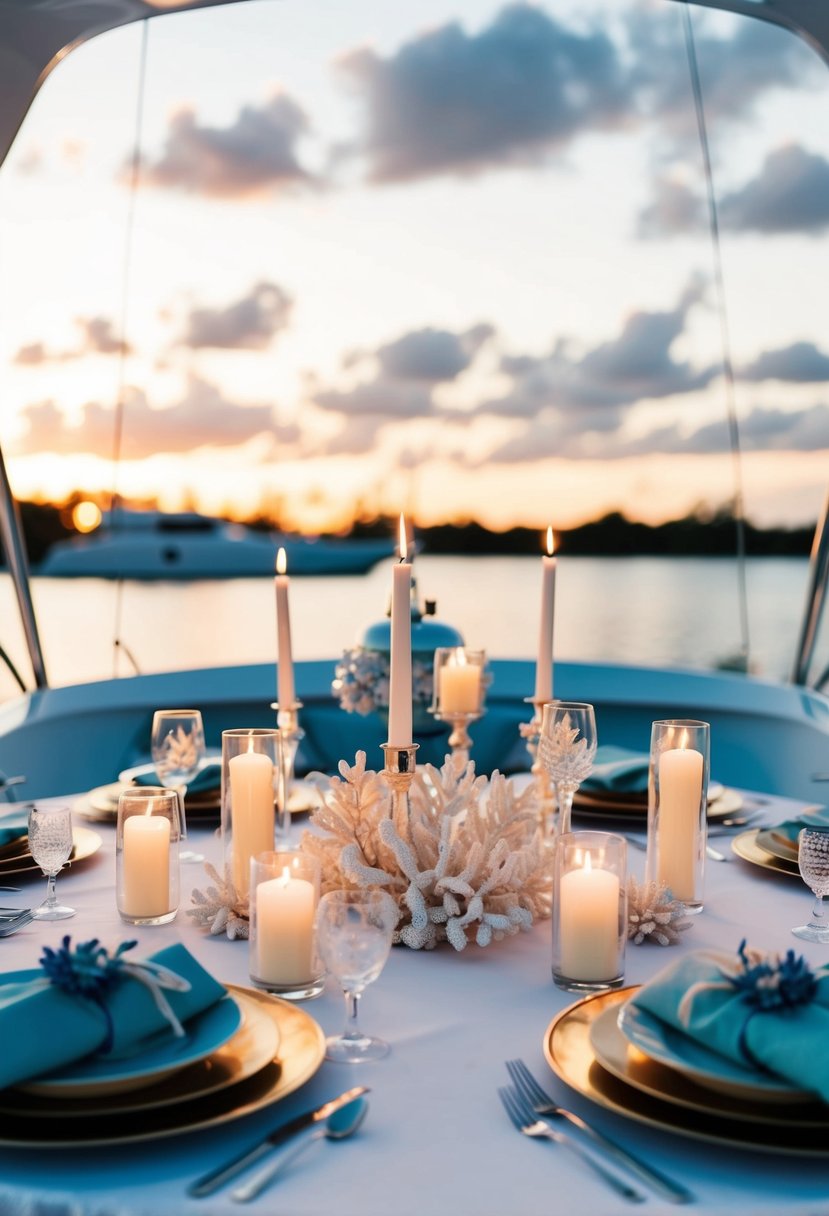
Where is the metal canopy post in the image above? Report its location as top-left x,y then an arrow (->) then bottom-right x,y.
792,491 -> 829,688
0,444 -> 48,689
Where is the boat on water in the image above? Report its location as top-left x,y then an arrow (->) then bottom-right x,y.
35,508 -> 393,579
0,0 -> 828,804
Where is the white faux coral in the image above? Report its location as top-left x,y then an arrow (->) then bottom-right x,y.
627,876 -> 690,946
301,751 -> 553,951
187,862 -> 250,940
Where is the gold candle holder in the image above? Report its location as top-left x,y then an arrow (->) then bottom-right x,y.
381,742 -> 419,837
272,700 -> 304,839
521,696 -> 556,831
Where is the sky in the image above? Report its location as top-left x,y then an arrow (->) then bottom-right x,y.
1,0 -> 829,534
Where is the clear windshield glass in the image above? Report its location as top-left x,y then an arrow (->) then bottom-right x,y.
1,2 -> 827,690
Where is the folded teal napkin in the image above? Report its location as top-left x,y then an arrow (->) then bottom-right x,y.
0,809 -> 29,849
772,805 -> 829,846
581,746 -> 648,794
630,945 -> 829,1101
134,763 -> 219,794
0,939 -> 226,1090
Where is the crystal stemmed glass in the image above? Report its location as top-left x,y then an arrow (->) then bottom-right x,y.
151,709 -> 205,864
792,827 -> 829,942
315,889 -> 398,1063
28,804 -> 75,920
538,701 -> 598,836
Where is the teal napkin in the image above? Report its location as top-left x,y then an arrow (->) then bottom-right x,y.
0,809 -> 28,849
630,947 -> 829,1102
0,941 -> 226,1090
771,805 -> 829,846
581,746 -> 648,794
134,763 -> 219,794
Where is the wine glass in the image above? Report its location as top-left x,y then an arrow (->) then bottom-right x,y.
151,709 -> 205,864
315,889 -> 398,1063
792,827 -> 829,942
538,701 -> 598,836
28,805 -> 75,920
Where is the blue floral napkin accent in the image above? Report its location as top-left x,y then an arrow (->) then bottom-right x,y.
0,940 -> 226,1090
0,808 -> 29,849
630,944 -> 829,1101
580,746 -> 649,795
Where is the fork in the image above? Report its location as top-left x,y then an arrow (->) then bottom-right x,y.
498,1087 -> 645,1203
0,909 -> 34,936
506,1060 -> 693,1204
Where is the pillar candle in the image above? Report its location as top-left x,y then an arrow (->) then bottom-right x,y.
275,547 -> 295,709
229,750 -> 275,896
558,853 -> 620,981
255,866 -> 316,985
534,526 -> 556,703
121,814 -> 171,918
657,747 -> 704,901
388,515 -> 413,747
439,651 -> 481,713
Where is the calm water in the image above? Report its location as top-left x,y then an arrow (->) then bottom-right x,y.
0,555 -> 812,693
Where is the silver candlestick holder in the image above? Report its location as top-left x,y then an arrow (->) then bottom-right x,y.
520,696 -> 557,832
430,646 -> 487,773
431,709 -> 484,774
272,700 -> 304,839
381,742 -> 419,837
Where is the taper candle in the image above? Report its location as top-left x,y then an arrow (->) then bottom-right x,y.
275,547 -> 295,709
388,515 -> 413,747
534,526 -> 556,703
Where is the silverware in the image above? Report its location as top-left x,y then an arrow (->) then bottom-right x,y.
0,886 -> 22,892
188,1085 -> 370,1197
498,1087 -> 645,1203
706,843 -> 728,862
0,909 -> 34,936
506,1060 -> 693,1204
230,1095 -> 369,1203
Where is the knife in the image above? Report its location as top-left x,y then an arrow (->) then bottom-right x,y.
187,1086 -> 370,1198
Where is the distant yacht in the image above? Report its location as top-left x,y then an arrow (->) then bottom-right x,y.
35,508 -> 393,579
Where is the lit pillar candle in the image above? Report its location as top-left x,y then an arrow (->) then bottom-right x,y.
121,814 -> 171,919
388,514 -> 413,747
657,745 -> 704,901
534,526 -> 556,703
256,866 -> 316,985
558,852 -> 620,981
229,750 -> 275,896
439,649 -> 481,714
275,547 -> 295,709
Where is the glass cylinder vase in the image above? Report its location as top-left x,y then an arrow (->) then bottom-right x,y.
645,719 -> 710,913
431,646 -> 487,715
221,728 -> 279,901
552,831 -> 627,993
116,786 -> 181,926
249,851 -> 324,1000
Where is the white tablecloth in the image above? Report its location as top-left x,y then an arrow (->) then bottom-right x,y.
0,791 -> 828,1216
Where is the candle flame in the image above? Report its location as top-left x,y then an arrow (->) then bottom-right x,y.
276,547 -> 287,576
584,852 -> 593,873
679,728 -> 690,750
452,646 -> 467,667
546,526 -> 555,557
398,514 -> 408,562
278,865 -> 291,887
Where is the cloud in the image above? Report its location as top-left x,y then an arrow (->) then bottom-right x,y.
338,3 -> 632,183
638,176 -> 705,237
741,341 -> 829,383
315,323 -> 494,420
138,93 -> 314,199
478,280 -> 714,421
645,404 -> 829,455
718,144 -> 829,234
12,317 -> 130,365
14,376 -> 283,459
178,282 -> 293,350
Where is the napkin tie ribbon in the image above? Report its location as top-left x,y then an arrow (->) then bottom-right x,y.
40,936 -> 192,1053
678,940 -> 817,1070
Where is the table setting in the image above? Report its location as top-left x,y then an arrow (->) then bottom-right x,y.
0,524 -> 829,1215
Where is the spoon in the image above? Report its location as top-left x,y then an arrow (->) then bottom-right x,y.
231,1096 -> 369,1203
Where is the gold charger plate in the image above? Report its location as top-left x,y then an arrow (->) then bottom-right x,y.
0,984 -> 325,1147
755,827 -> 799,864
0,988 -> 279,1118
544,987 -> 829,1154
731,829 -> 799,876
573,787 -> 739,821
0,827 -> 102,877
589,1001 -> 827,1126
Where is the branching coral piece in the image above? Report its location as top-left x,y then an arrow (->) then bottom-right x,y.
301,752 -> 553,951
627,876 -> 690,946
188,862 -> 250,940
